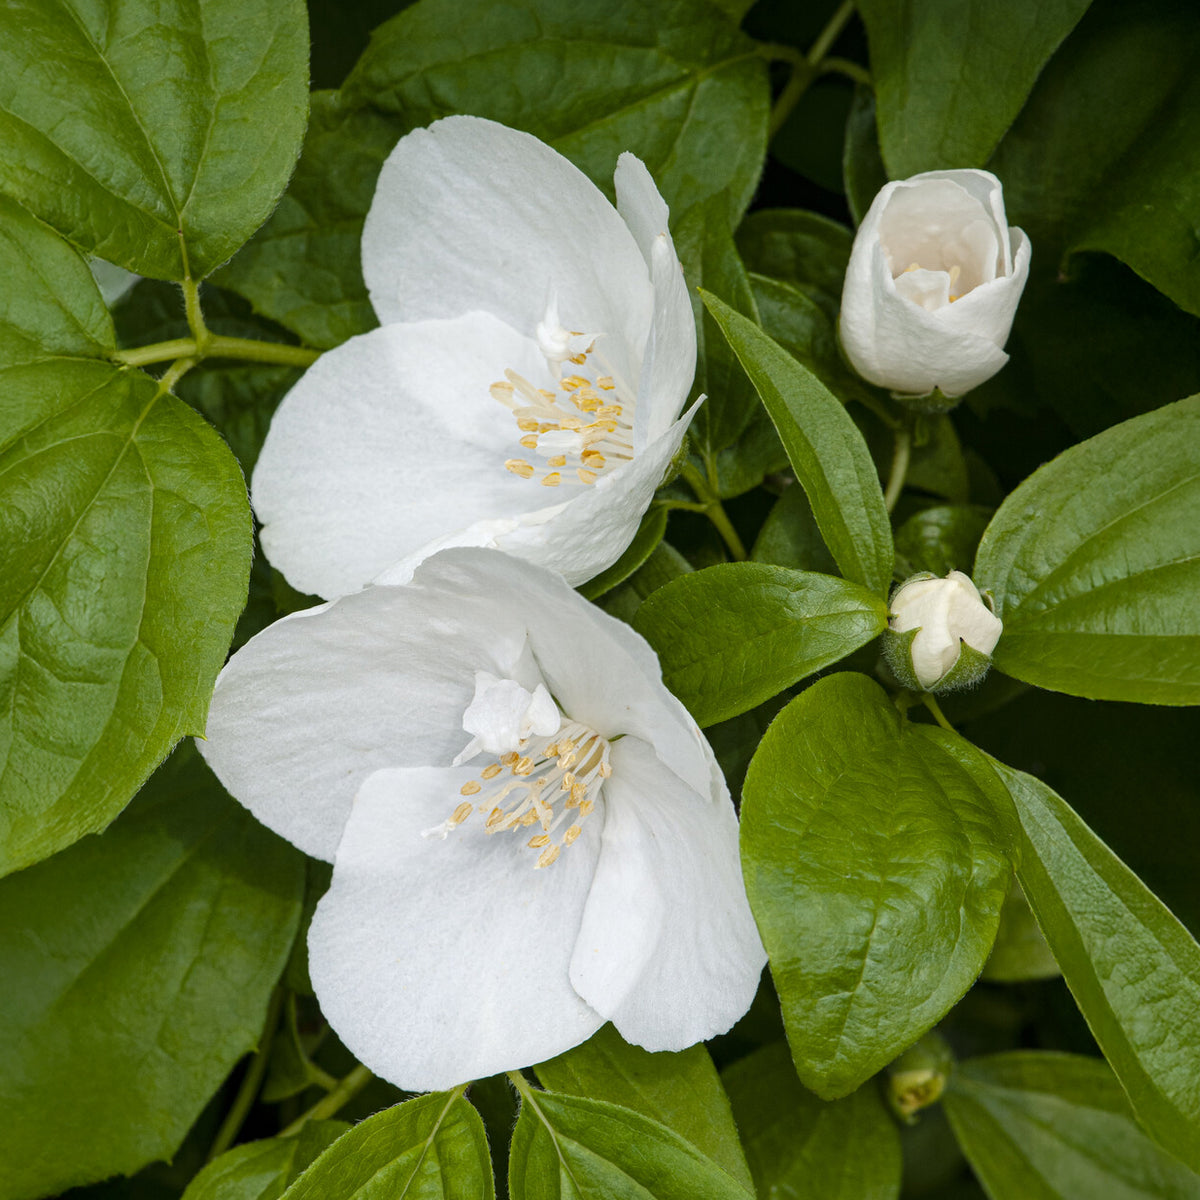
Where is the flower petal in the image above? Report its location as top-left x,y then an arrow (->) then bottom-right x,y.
197,579 -> 537,861
252,313 -> 561,600
934,228 -> 1031,346
362,116 -> 653,388
614,152 -> 672,268
308,766 -> 605,1090
569,736 -> 764,1049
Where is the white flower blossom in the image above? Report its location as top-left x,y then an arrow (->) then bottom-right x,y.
840,169 -> 1031,399
197,549 -> 764,1091
888,570 -> 1003,690
251,117 -> 698,600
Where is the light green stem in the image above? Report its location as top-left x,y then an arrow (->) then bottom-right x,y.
206,986 -> 285,1161
280,1063 -> 373,1136
764,0 -> 859,138
884,425 -> 912,514
116,335 -> 320,370
923,695 -> 956,732
680,460 -> 748,561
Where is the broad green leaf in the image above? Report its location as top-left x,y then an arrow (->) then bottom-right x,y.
633,563 -> 888,726
701,290 -> 894,594
981,880 -> 1060,983
990,0 -> 1200,316
994,762 -> 1200,1172
723,1043 -> 902,1200
0,194 -> 114,369
752,483 -> 838,575
0,363 -> 252,875
895,505 -> 992,578
944,1052 -> 1200,1198
0,0 -> 309,280
343,0 -> 769,222
858,0 -> 1092,177
215,93 -> 400,349
509,1088 -> 751,1199
0,746 -> 304,1200
741,673 -> 1016,1098
535,1024 -> 753,1194
675,196 -> 763,457
975,396 -> 1200,705
771,77 -> 856,196
282,1091 -> 494,1200
579,507 -> 668,601
736,209 -> 852,316
182,1123 -> 349,1200
601,540 -> 693,624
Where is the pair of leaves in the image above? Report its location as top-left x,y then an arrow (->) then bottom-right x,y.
0,746 -> 304,1200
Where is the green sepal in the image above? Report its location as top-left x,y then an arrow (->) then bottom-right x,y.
890,386 -> 959,415
881,625 -> 922,692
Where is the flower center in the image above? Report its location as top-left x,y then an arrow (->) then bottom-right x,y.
897,261 -> 965,306
489,304 -> 635,490
426,721 -> 611,869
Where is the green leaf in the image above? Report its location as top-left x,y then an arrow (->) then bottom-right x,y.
633,563 -> 888,726
993,762 -> 1200,1172
843,86 -> 887,226
736,209 -> 852,316
600,540 -> 693,624
580,506 -> 668,600
989,0 -> 1200,316
974,395 -> 1200,705
700,290 -> 894,595
343,0 -> 769,222
895,505 -> 992,578
0,745 -> 304,1200
943,1052 -> 1200,1198
741,673 -> 1016,1098
509,1087 -> 751,1199
723,1043 -> 902,1200
981,880 -> 1060,983
675,196 -> 763,458
0,363 -> 252,875
182,1123 -> 349,1200
282,1091 -> 495,1200
0,194 -> 114,369
751,484 -> 838,575
0,0 -> 309,280
214,93 -> 400,349
535,1024 -> 752,1192
858,0 -> 1093,177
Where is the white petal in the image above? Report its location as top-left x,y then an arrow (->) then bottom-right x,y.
460,673 -> 560,757
197,579 -> 537,861
614,153 -> 671,268
569,737 -> 764,1048
635,234 -> 697,447
911,169 -> 1013,270
251,314 -> 556,600
493,405 -> 695,587
935,228 -> 1031,345
409,549 -> 713,799
362,116 -> 653,389
309,766 -> 605,1091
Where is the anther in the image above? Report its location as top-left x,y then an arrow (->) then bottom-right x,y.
451,801 -> 474,825
460,780 -> 482,796
481,763 -> 502,780
528,834 -> 551,848
541,472 -> 562,487
577,469 -> 597,485
536,845 -> 562,869
563,825 -> 582,845
505,459 -> 535,479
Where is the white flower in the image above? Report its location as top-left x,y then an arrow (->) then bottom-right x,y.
839,169 -> 1030,399
251,117 -> 698,600
197,548 -> 764,1091
887,570 -> 1003,690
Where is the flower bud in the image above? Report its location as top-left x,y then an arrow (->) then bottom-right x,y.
885,1032 -> 955,1124
839,169 -> 1030,406
883,570 -> 1002,692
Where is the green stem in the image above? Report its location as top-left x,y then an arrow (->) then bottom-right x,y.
115,335 -> 320,370
764,0 -> 859,138
207,986 -> 285,1161
922,695 -> 956,732
280,1063 -> 373,1136
158,356 -> 198,394
819,55 -> 872,86
183,276 -> 209,353
884,425 -> 912,514
680,460 -> 748,561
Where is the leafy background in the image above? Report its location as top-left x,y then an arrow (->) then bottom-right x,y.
0,0 -> 1198,1197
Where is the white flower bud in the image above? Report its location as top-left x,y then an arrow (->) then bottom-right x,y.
839,170 -> 1031,402
885,570 -> 1002,691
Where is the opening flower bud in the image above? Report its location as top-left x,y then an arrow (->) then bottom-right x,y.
886,1031 -> 955,1124
883,570 -> 1002,692
839,169 -> 1030,406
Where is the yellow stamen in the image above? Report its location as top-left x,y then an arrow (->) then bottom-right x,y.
547,455 -> 566,467
541,472 -> 562,487
505,459 -> 534,479
481,763 -> 502,780
577,469 -> 597,485
528,833 -> 551,848
460,780 -> 481,796
536,845 -> 562,869
563,825 -> 582,845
